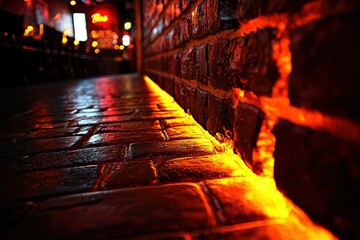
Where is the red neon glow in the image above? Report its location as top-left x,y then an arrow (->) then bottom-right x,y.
91,13 -> 109,23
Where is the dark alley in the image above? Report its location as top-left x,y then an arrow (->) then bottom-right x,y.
1,0 -> 359,239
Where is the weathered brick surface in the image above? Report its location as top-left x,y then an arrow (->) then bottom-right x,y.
289,11 -> 360,122
17,145 -> 125,172
156,154 -> 251,183
229,29 -> 279,95
204,177 -> 293,224
273,119 -> 360,240
85,131 -> 165,147
164,125 -> 205,140
0,74 -> 337,239
0,136 -> 82,157
24,126 -> 91,139
141,1 -> 360,238
207,95 -> 234,137
236,0 -> 311,21
127,139 -> 216,160
98,120 -> 161,132
194,88 -> 209,128
233,102 -> 264,165
11,184 -> 214,238
103,161 -> 157,188
208,39 -> 231,90
0,166 -> 99,204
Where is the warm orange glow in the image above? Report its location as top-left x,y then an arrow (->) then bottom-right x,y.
143,75 -> 337,239
272,25 -> 292,98
235,14 -> 287,37
39,24 -> 44,37
92,41 -> 99,48
291,1 -> 323,28
62,34 -> 68,45
24,25 -> 34,36
70,0 -> 76,6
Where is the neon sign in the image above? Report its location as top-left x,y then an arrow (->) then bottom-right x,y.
91,13 -> 109,23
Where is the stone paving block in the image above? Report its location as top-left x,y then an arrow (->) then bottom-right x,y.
10,183 -> 215,239
164,126 -> 206,140
73,116 -> 118,126
0,131 -> 27,142
0,136 -> 82,157
0,165 -> 99,204
161,117 -> 197,128
86,131 -> 165,147
130,110 -> 187,120
17,145 -> 125,172
102,160 -> 157,189
98,120 -> 161,133
203,176 -> 293,224
127,139 -> 216,160
0,121 -> 69,132
33,122 -> 70,129
25,126 -> 89,139
194,219 -> 333,240
156,154 -> 252,183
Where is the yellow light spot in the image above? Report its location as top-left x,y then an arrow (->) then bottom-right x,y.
92,41 -> 99,48
124,22 -> 132,30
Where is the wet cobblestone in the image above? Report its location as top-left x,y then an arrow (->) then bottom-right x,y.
0,74 -> 337,239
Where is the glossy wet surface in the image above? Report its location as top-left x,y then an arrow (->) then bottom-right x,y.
0,74 -> 337,239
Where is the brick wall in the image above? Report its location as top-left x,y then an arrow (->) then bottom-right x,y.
141,0 -> 360,239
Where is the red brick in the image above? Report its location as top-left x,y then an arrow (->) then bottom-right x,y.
164,125 -> 205,140
207,95 -> 234,137
236,0 -> 311,21
289,11 -> 360,122
195,44 -> 208,84
230,28 -> 279,96
161,117 -> 197,128
191,0 -> 208,38
156,153 -> 250,182
208,39 -> 232,90
233,102 -> 263,167
127,139 -> 216,160
163,76 -> 175,97
103,161 -> 157,188
196,220 -> 329,240
180,47 -> 196,80
98,120 -> 161,133
17,145 -> 125,172
85,131 -> 165,147
207,0 -> 220,34
204,177 -> 292,224
273,119 -> 360,240
0,166 -> 99,203
12,184 -> 215,238
0,136 -> 82,157
26,126 -> 90,139
194,88 -> 208,129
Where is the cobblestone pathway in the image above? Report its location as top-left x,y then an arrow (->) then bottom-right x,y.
0,74 -> 336,239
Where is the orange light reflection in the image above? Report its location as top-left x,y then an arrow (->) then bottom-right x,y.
144,75 -> 337,240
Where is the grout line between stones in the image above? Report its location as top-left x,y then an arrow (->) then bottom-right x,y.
199,181 -> 227,225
